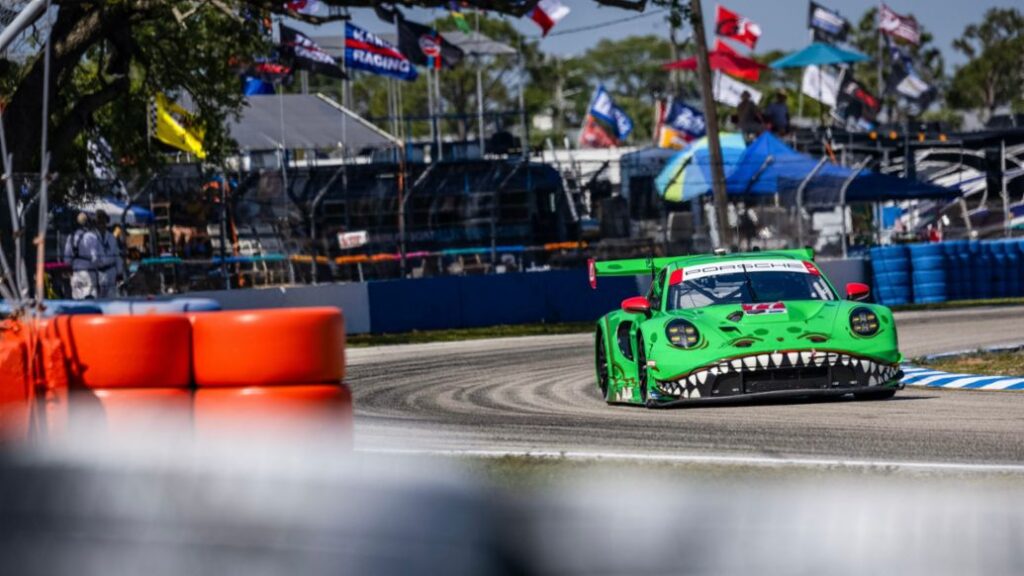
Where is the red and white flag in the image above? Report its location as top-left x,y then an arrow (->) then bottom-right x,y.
530,0 -> 570,37
578,115 -> 617,148
878,4 -> 920,45
284,0 -> 321,15
715,4 -> 761,50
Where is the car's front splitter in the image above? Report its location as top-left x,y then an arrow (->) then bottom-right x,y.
647,381 -> 903,408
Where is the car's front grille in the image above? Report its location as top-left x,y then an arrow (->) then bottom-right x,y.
657,351 -> 898,399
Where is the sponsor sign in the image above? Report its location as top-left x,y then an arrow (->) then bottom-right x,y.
681,259 -> 811,281
338,230 -> 369,249
742,302 -> 787,315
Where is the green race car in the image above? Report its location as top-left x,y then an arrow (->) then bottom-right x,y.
591,249 -> 903,407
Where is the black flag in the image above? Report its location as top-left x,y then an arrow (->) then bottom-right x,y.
397,16 -> 464,70
279,24 -> 347,79
807,1 -> 850,43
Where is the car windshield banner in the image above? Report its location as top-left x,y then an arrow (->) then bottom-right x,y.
675,259 -> 812,282
345,23 -> 418,82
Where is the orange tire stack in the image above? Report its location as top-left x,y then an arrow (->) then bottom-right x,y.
191,308 -> 350,440
0,307 -> 350,443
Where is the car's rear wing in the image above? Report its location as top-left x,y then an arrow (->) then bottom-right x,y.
587,256 -> 680,289
587,248 -> 815,289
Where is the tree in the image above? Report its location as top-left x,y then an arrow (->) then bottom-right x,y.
947,8 -> 1024,119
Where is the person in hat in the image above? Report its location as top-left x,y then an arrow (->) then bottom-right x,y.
63,212 -> 101,300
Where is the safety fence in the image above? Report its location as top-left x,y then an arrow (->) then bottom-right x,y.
870,240 -> 1024,306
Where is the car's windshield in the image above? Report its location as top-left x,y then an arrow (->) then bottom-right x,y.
667,270 -> 836,310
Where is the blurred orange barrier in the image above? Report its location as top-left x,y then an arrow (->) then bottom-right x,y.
191,308 -> 345,387
0,325 -> 30,443
193,384 -> 352,440
335,254 -> 369,265
69,388 -> 192,435
46,315 -> 192,389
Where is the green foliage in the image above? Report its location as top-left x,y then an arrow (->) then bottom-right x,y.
947,8 -> 1024,118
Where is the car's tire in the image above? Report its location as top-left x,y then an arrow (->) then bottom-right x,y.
595,330 -> 610,402
854,388 -> 897,401
636,334 -> 650,407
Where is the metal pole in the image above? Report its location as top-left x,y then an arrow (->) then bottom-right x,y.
688,0 -> 732,248
219,173 -> 230,290
839,158 -> 871,258
32,0 -> 53,303
1002,139 -> 1010,238
434,68 -> 444,161
796,157 -> 829,248
475,10 -> 486,157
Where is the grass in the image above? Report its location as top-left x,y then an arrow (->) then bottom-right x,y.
347,322 -> 593,347
892,296 -> 1024,312
919,349 -> 1024,378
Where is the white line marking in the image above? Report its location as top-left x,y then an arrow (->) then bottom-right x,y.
985,378 -> 1024,390
357,447 -> 1024,475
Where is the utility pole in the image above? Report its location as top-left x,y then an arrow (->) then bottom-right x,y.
688,0 -> 732,248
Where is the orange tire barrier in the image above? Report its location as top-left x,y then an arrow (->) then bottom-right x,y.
191,308 -> 345,387
47,315 -> 192,389
193,384 -> 352,439
0,325 -> 30,443
69,388 -> 192,435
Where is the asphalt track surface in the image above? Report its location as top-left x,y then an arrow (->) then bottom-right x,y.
348,306 -> 1024,466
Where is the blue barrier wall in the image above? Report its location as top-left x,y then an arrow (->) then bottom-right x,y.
869,239 -> 1024,305
367,269 -> 641,334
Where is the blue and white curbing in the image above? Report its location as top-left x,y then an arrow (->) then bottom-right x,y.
900,365 -> 1024,391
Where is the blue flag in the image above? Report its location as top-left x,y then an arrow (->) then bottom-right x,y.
345,22 -> 418,81
588,86 -> 633,140
663,99 -> 706,139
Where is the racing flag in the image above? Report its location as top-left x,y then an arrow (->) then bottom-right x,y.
279,24 -> 347,79
715,4 -> 761,50
397,16 -> 464,70
345,22 -> 418,81
588,85 -> 633,141
578,115 -> 617,149
808,1 -> 850,44
656,98 -> 706,148
878,3 -> 920,45
834,71 -> 880,124
529,0 -> 570,37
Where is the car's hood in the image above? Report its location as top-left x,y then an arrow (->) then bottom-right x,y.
673,300 -> 841,332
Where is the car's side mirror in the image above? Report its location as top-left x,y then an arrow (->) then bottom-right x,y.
846,282 -> 870,302
621,296 -> 652,316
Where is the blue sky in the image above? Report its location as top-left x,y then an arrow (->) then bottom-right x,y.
302,0 -> 1016,71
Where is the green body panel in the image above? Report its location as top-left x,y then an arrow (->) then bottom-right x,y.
594,250 -> 902,406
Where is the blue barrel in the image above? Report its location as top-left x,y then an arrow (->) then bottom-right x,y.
942,240 -> 967,300
870,245 -> 912,306
988,242 -> 1009,298
910,243 -> 947,304
968,241 -> 991,300
1015,239 -> 1024,297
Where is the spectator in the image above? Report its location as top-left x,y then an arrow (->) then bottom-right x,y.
94,210 -> 124,298
763,90 -> 790,136
736,91 -> 763,142
63,212 -> 101,300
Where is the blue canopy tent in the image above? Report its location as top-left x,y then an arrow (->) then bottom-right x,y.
725,132 -> 853,197
726,132 -> 959,204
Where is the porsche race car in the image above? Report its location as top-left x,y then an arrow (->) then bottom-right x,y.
591,249 -> 903,407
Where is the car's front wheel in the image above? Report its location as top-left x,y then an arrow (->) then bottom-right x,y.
854,388 -> 897,401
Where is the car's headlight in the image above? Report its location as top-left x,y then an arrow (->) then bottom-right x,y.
849,307 -> 880,336
666,320 -> 700,348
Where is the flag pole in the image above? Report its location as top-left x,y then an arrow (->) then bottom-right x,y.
475,9 -> 486,157
877,4 -> 884,119
689,0 -> 732,248
435,66 -> 444,161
